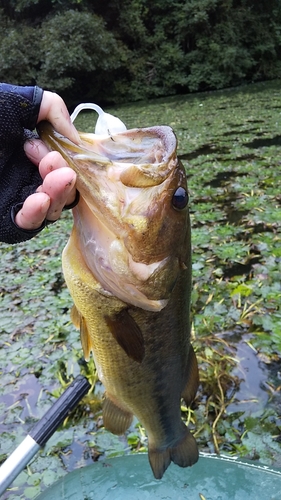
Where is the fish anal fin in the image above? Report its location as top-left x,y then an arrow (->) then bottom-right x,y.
71,305 -> 92,361
105,309 -> 145,363
182,344 -> 199,407
148,425 -> 198,480
103,394 -> 133,435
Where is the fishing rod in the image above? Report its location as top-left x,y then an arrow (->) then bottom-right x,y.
0,375 -> 90,496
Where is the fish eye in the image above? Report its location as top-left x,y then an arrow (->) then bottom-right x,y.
172,187 -> 189,210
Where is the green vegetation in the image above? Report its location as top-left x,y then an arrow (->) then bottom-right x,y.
0,1 -> 281,103
0,80 -> 281,498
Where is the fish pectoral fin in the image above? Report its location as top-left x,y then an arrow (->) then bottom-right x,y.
105,309 -> 145,363
148,425 -> 199,480
103,394 -> 133,435
181,344 -> 199,407
71,305 -> 92,361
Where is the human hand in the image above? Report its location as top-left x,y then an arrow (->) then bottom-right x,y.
16,91 -> 80,230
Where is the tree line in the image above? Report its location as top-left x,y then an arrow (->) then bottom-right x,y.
0,0 -> 280,105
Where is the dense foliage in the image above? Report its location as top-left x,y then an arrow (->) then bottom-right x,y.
0,0 -> 280,104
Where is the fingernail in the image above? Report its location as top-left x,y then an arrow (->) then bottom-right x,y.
70,124 -> 80,144
24,140 -> 43,165
40,196 -> 51,215
24,140 -> 37,159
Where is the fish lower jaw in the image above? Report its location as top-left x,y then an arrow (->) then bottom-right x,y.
83,241 -> 169,311
75,195 -> 170,311
96,269 -> 169,311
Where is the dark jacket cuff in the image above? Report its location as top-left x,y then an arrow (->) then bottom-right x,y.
0,83 -> 43,127
10,203 -> 47,240
8,191 -> 80,243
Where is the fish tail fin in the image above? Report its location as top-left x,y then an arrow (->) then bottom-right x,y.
148,448 -> 171,480
148,426 -> 198,480
170,425 -> 199,468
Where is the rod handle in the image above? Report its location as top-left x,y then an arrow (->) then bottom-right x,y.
30,375 -> 90,446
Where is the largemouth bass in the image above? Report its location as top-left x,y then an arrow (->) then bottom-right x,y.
38,113 -> 199,480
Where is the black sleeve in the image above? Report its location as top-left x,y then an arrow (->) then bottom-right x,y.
0,84 -> 45,244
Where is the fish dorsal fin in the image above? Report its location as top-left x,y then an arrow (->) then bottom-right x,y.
71,305 -> 92,361
105,309 -> 145,363
181,344 -> 199,406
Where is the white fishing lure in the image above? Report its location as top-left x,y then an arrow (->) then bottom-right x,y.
70,103 -> 127,136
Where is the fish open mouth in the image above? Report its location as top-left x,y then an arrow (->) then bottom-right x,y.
38,120 -> 181,311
